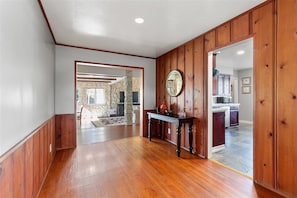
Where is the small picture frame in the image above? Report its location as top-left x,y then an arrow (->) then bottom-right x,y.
242,77 -> 251,85
242,86 -> 251,94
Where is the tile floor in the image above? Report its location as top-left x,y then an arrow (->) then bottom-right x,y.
211,123 -> 253,177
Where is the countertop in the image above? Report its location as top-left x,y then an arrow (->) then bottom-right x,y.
212,103 -> 240,108
212,106 -> 230,113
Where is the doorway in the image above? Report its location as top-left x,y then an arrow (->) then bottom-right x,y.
75,61 -> 144,145
207,38 -> 254,177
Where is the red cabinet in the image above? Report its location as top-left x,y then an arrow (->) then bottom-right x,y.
213,112 -> 225,147
230,111 -> 239,126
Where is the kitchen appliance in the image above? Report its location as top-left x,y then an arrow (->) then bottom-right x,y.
216,96 -> 232,103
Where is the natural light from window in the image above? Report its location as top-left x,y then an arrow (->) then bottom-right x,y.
86,88 -> 105,105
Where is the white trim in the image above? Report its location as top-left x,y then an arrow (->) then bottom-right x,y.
212,144 -> 225,153
239,120 -> 253,124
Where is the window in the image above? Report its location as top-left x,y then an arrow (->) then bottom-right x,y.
86,88 -> 105,105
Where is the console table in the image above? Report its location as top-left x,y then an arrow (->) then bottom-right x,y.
147,112 -> 194,157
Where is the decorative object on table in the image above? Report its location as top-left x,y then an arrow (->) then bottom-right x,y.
178,111 -> 186,118
165,109 -> 173,116
160,101 -> 168,114
156,107 -> 160,113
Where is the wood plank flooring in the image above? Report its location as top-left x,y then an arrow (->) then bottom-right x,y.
39,125 -> 283,198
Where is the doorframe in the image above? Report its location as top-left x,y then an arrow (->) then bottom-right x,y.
206,38 -> 254,161
74,60 -> 144,137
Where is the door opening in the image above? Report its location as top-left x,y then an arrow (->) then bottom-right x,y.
207,38 -> 254,178
75,61 -> 144,145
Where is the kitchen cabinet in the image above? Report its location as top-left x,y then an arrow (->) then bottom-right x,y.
213,111 -> 225,147
230,111 -> 239,126
217,74 -> 231,96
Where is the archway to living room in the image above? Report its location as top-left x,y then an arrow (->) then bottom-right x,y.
75,61 -> 144,145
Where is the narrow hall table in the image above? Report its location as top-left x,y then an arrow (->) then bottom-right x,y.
147,112 -> 194,157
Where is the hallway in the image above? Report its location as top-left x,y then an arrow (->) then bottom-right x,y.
39,126 -> 282,198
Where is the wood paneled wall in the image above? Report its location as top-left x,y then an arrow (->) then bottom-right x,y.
55,114 -> 76,149
156,6 -> 254,157
276,0 -> 297,197
156,0 -> 297,197
0,117 -> 56,197
253,1 -> 275,189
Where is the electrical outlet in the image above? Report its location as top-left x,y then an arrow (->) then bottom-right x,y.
168,128 -> 171,134
49,144 -> 52,153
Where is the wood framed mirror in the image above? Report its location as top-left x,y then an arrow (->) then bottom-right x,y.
166,70 -> 183,97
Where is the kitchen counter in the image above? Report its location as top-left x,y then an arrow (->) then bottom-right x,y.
212,106 -> 229,113
212,103 -> 240,108
212,103 -> 240,128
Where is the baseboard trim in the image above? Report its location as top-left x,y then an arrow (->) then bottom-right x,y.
239,120 -> 253,124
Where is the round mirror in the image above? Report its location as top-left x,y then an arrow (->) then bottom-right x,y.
166,70 -> 183,97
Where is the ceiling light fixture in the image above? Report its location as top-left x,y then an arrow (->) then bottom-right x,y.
237,50 -> 245,55
134,17 -> 144,24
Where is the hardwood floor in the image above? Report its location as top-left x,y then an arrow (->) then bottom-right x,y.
77,123 -> 139,145
39,126 -> 283,198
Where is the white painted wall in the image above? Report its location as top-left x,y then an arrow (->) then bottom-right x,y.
238,69 -> 253,122
0,0 -> 55,156
55,46 -> 156,114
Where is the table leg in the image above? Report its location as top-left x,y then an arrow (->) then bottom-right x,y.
176,123 -> 181,157
148,117 -> 151,141
189,122 -> 193,154
159,120 -> 163,139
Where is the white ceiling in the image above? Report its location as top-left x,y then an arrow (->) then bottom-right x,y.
216,38 -> 253,71
40,0 -> 265,58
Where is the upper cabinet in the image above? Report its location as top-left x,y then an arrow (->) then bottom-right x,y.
217,74 -> 231,96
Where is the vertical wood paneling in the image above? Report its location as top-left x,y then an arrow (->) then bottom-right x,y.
39,127 -> 45,184
193,36 -> 205,157
154,0 -> 297,196
156,58 -> 161,107
277,0 -> 297,196
253,1 -> 275,188
204,30 -> 216,158
0,117 -> 55,198
24,137 -> 34,198
164,53 -> 171,140
51,117 -> 56,156
204,30 -> 216,52
170,50 -> 178,114
216,22 -> 231,47
170,50 -> 178,143
159,57 -> 166,106
231,13 -> 251,42
55,114 -> 76,149
184,41 -> 194,148
177,45 -> 185,147
12,146 -> 25,197
0,156 -> 13,197
33,131 -> 40,197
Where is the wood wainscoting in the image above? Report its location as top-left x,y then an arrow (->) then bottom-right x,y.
55,114 -> 76,149
0,116 -> 56,198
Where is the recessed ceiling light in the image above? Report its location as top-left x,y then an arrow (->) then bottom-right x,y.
134,17 -> 144,24
237,50 -> 245,55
